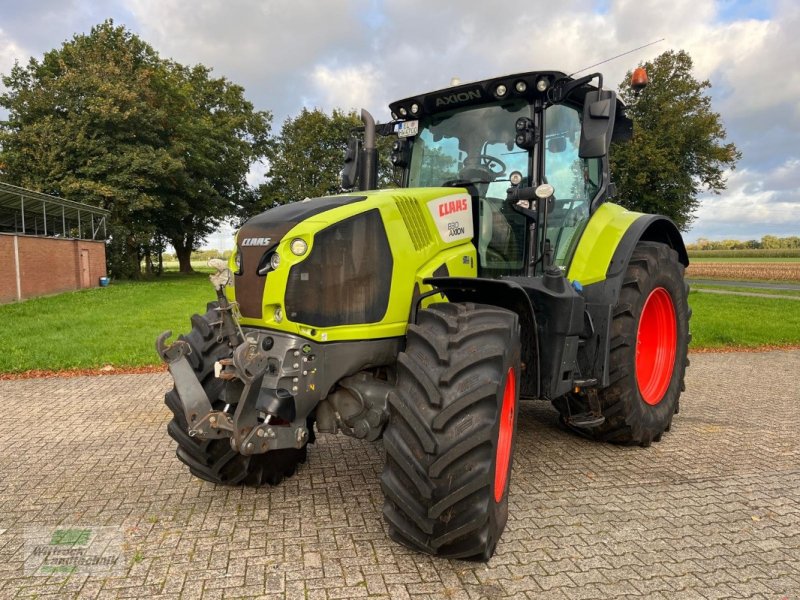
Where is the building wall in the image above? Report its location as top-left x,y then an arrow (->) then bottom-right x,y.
0,233 -> 107,303
0,235 -> 17,303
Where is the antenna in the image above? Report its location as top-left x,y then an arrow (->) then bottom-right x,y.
568,38 -> 666,78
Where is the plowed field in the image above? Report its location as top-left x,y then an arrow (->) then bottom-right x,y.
686,262 -> 800,281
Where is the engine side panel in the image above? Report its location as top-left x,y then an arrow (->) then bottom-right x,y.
228,188 -> 477,342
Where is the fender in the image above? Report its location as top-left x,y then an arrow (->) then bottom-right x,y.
568,203 -> 688,387
574,206 -> 688,306
425,277 -> 540,399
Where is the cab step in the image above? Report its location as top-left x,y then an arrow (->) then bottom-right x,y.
566,412 -> 605,429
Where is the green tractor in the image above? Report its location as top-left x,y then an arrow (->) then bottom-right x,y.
158,68 -> 690,561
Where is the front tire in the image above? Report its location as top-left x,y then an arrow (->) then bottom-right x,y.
165,304 -> 307,486
380,303 -> 521,561
556,241 -> 690,446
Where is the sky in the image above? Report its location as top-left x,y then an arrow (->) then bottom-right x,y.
0,0 -> 798,245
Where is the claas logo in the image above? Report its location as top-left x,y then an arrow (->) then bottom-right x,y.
241,237 -> 272,247
438,198 -> 468,217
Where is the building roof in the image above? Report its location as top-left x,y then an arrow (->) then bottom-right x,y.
0,181 -> 109,239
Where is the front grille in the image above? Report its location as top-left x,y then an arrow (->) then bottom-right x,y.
395,195 -> 434,251
284,209 -> 393,327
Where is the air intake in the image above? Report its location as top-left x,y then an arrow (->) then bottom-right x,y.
394,195 -> 434,251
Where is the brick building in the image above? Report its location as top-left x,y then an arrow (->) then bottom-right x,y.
0,182 -> 109,303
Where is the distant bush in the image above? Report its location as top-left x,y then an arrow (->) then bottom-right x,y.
188,249 -> 232,261
687,235 -> 800,251
688,248 -> 800,259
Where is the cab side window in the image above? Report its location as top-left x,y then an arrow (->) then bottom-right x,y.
544,104 -> 602,266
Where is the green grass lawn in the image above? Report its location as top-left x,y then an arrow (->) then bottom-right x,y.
1,275 -> 799,373
0,273 -> 213,373
688,290 -> 800,348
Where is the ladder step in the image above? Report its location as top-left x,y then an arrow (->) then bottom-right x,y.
573,378 -> 598,388
567,413 -> 605,429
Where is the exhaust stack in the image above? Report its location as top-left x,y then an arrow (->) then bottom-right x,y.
359,109 -> 377,191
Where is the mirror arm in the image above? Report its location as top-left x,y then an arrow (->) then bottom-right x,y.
549,72 -> 602,104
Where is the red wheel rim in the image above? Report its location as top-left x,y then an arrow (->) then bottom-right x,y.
494,367 -> 516,503
636,287 -> 677,405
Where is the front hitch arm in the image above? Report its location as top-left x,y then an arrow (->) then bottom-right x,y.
156,261 -> 245,441
156,331 -> 229,438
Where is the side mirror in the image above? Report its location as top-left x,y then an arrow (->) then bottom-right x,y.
579,89 -> 617,159
547,137 -> 567,153
341,137 -> 361,189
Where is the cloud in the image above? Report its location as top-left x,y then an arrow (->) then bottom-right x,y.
364,0 -> 632,115
0,29 -> 27,75
125,0 -> 374,119
612,0 -> 800,175
0,2 -> 138,64
308,63 -> 381,114
689,159 -> 800,240
0,0 -> 797,244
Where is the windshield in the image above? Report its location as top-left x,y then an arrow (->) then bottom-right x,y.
407,101 -> 531,276
408,101 -> 530,190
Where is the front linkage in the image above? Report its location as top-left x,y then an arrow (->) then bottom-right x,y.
157,260 -> 397,458
157,260 -> 310,455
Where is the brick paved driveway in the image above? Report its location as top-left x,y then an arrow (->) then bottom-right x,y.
1,350 -> 798,599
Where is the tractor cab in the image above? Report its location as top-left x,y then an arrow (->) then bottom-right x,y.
352,71 -> 631,278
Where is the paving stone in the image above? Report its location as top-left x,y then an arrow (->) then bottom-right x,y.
0,350 -> 799,598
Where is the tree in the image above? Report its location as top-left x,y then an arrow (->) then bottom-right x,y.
610,50 -> 741,230
260,108 -> 360,206
0,21 -> 173,277
258,108 -> 398,211
155,63 -> 270,272
0,21 -> 270,276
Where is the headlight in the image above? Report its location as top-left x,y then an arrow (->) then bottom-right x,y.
234,250 -> 242,274
274,307 -> 283,323
290,238 -> 308,256
270,252 -> 281,270
536,77 -> 550,92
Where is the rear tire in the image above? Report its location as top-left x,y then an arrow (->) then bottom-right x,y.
555,241 -> 690,446
165,304 -> 307,486
381,303 -> 521,561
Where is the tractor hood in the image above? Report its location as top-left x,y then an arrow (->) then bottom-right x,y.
234,195 -> 367,318
238,195 -> 368,243
227,187 -> 477,343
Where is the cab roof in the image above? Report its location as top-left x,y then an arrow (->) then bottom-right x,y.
387,70 -> 631,142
